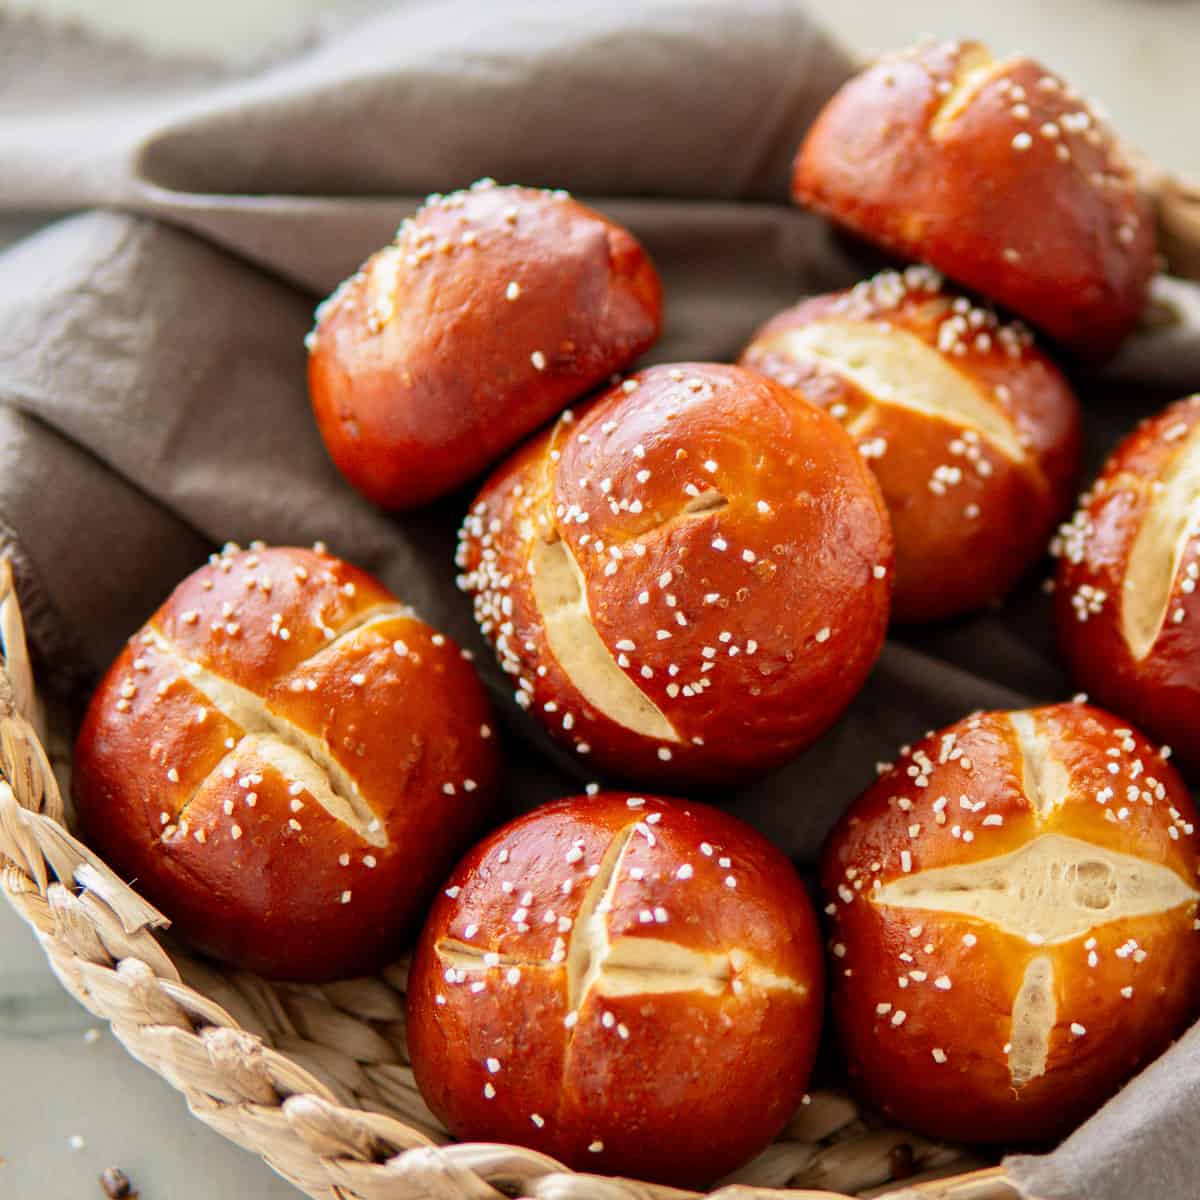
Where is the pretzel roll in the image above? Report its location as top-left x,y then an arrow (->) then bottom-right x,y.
741,268 -> 1082,622
308,179 -> 663,509
792,40 -> 1155,361
822,703 -> 1200,1145
73,544 -> 500,981
1054,395 -> 1200,776
407,792 -> 824,1185
457,363 -> 893,787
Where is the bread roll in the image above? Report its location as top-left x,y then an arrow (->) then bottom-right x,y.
457,362 -> 893,786
1054,394 -> 1200,776
741,267 -> 1082,621
73,544 -> 500,981
407,791 -> 824,1185
308,179 -> 663,509
822,702 -> 1200,1144
792,40 -> 1155,361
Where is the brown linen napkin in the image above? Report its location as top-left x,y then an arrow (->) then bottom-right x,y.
1,4 -> 1199,1197
1005,1021 -> 1200,1200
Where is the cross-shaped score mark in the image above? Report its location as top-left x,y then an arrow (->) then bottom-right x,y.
435,823 -> 808,1042
758,321 -> 1029,467
145,619 -> 401,845
868,720 -> 1198,1087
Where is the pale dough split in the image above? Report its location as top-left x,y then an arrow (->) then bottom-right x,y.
928,45 -> 1012,140
1009,711 -> 1071,818
1121,425 -> 1200,661
761,322 -> 1026,464
148,629 -> 387,846
530,537 -> 679,742
873,833 -> 1198,944
567,824 -> 637,1009
1008,955 -> 1056,1088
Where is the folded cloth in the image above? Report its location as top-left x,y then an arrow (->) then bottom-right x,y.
1,4 -> 1198,1197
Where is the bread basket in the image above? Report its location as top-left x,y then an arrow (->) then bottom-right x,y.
0,569 -> 1015,1200
5,174 -> 1200,1200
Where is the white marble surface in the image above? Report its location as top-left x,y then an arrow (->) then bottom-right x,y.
0,900 -> 300,1197
2,1 -> 1197,1196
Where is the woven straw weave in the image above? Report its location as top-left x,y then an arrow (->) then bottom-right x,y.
0,560 -> 1020,1199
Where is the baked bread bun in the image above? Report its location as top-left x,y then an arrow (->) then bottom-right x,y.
457,362 -> 893,787
407,791 -> 824,1186
741,267 -> 1082,622
308,179 -> 663,509
73,544 -> 500,981
792,40 -> 1155,361
821,702 -> 1200,1145
1054,394 -> 1200,776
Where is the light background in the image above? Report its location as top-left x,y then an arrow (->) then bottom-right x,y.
6,0 -> 1200,174
1,1 -> 1197,1196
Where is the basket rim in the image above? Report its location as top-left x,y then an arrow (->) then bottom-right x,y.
0,556 -> 1018,1200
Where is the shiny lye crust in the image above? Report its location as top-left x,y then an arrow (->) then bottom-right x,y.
821,703 -> 1200,1145
1054,395 -> 1200,776
73,545 -> 500,981
456,363 -> 894,787
792,40 -> 1156,361
406,792 -> 825,1186
741,267 -> 1082,622
308,179 -> 663,510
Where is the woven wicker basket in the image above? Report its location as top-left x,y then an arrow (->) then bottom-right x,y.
0,577 -> 1015,1200
6,174 -> 1200,1200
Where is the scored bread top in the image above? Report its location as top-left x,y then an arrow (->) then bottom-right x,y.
408,792 -> 824,1185
457,362 -> 893,786
792,40 -> 1155,360
73,543 -> 499,979
741,267 -> 1082,620
821,703 -> 1200,1143
1054,395 -> 1200,775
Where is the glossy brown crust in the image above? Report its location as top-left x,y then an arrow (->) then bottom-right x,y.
457,363 -> 894,788
308,180 -> 663,509
73,545 -> 500,981
407,792 -> 824,1186
821,704 -> 1200,1145
741,268 -> 1082,621
1054,395 -> 1200,777
792,40 -> 1156,361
